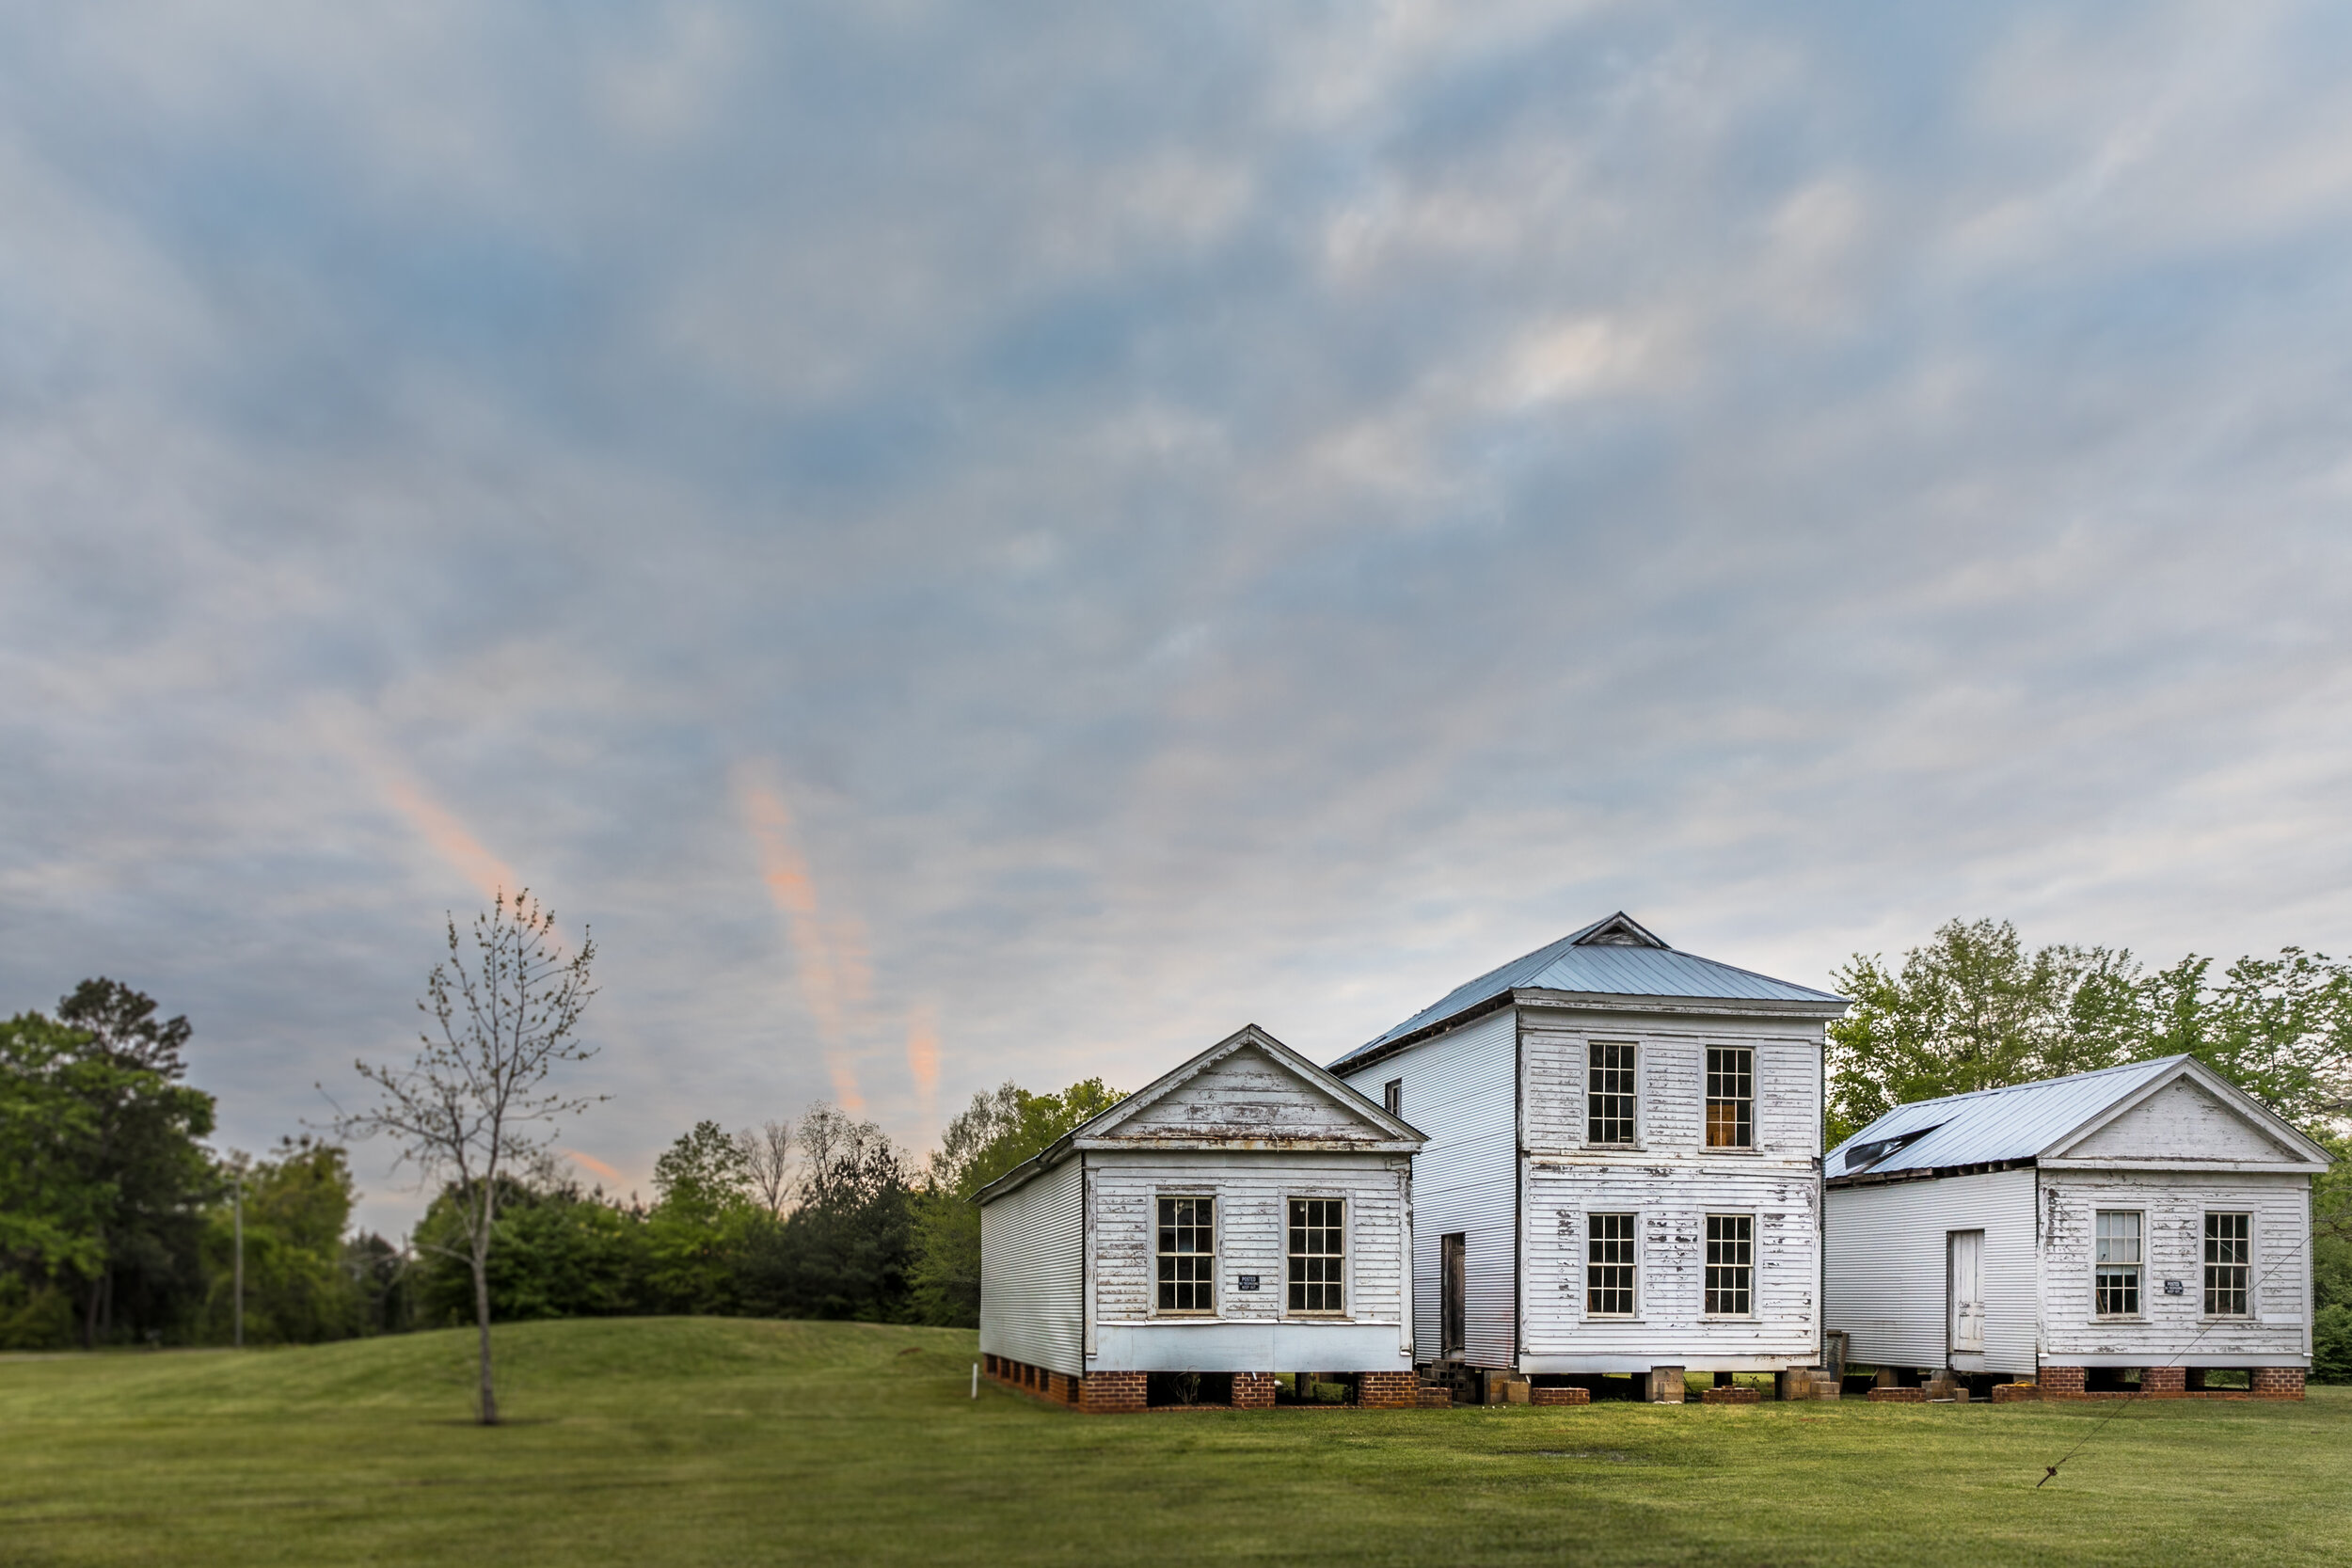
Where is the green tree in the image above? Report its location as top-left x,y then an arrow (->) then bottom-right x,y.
644,1120 -> 758,1314
738,1103 -> 916,1322
906,1078 -> 1124,1327
204,1138 -> 365,1344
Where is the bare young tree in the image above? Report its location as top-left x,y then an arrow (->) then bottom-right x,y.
327,892 -> 597,1425
736,1119 -> 794,1216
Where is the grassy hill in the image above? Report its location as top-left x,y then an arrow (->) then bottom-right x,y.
2,1319 -> 2347,1566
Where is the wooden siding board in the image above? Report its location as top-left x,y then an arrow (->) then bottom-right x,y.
2062,1079 -> 2304,1164
1341,1006 -> 1518,1367
979,1157 -> 1085,1374
2038,1170 -> 2312,1364
1825,1167 -> 2038,1375
1110,1046 -> 1391,1144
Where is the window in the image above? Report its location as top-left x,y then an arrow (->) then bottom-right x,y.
1704,1214 -> 1752,1315
1588,1042 -> 1636,1144
2204,1212 -> 2250,1317
1383,1079 -> 1403,1117
1706,1047 -> 1754,1148
2094,1211 -> 2142,1317
1156,1196 -> 1216,1313
1587,1213 -> 1637,1316
1287,1198 -> 1345,1314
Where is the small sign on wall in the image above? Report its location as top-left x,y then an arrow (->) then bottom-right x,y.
1236,1275 -> 1261,1291
2163,1279 -> 2185,1295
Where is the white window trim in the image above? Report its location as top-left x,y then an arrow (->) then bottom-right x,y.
2201,1208 -> 2256,1321
2091,1206 -> 2147,1322
1701,1211 -> 1756,1320
1585,1038 -> 1642,1149
1704,1044 -> 1756,1153
1281,1193 -> 1350,1320
1152,1191 -> 1220,1319
1581,1208 -> 1642,1322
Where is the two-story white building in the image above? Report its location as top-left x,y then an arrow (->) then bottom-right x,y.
1329,913 -> 1850,1401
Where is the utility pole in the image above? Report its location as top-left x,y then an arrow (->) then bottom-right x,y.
232,1173 -> 244,1351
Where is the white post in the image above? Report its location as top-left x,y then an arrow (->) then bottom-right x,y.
972,1362 -> 978,1399
232,1175 -> 245,1351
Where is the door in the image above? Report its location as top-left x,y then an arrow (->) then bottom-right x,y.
1948,1230 -> 1985,1355
1440,1233 -> 1467,1359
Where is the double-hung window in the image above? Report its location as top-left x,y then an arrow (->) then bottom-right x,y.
1706,1047 -> 1754,1148
1156,1196 -> 1216,1313
2204,1212 -> 2251,1317
1587,1213 -> 1637,1316
1588,1042 -> 1636,1145
2094,1211 -> 2142,1317
1383,1079 -> 1403,1117
1287,1198 -> 1345,1314
1704,1214 -> 1752,1315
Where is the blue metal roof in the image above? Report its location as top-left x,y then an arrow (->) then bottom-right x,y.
1824,1055 -> 2185,1179
1329,913 -> 1848,1071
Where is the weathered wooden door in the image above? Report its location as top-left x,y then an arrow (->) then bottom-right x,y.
1947,1230 -> 1985,1354
1441,1233 -> 1467,1359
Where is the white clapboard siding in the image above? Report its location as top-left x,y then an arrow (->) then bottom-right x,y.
1520,1018 -> 1821,1159
1341,1006 -> 1518,1367
2039,1170 -> 2312,1365
2064,1079 -> 2307,1164
979,1155 -> 1085,1374
1113,1047 -> 1389,1143
1825,1167 -> 2038,1375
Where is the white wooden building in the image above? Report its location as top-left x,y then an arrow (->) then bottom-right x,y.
1824,1055 -> 2332,1395
977,1024 -> 1426,1411
1327,913 -> 1850,1398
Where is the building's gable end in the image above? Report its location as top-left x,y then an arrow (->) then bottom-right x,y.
2053,1074 -> 2313,1165
1093,1040 -> 1399,1147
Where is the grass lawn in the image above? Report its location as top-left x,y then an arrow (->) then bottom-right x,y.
3,1319 -> 2348,1567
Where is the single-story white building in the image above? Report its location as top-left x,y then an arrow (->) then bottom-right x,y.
1824,1054 -> 2332,1397
977,1024 -> 1427,1411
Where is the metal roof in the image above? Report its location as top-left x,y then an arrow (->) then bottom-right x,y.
1823,1055 -> 2185,1179
1328,913 -> 1848,1072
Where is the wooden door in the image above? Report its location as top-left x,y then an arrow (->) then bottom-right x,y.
1441,1233 -> 1467,1359
1947,1230 -> 1985,1354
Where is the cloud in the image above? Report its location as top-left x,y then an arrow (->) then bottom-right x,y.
2,1 -> 2350,1243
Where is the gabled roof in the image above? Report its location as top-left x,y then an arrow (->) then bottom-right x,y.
1824,1054 -> 2334,1183
1328,913 -> 1848,1073
976,1024 -> 1424,1205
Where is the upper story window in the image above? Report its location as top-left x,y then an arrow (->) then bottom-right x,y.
2204,1212 -> 2251,1317
1383,1079 -> 1403,1117
1156,1196 -> 1216,1314
2094,1210 -> 2142,1317
1587,1041 -> 1636,1144
1287,1198 -> 1345,1315
1705,1047 -> 1754,1148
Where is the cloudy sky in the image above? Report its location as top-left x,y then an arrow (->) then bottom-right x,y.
6,2 -> 2350,1236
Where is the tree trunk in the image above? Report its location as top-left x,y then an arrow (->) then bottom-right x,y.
472,1243 -> 498,1426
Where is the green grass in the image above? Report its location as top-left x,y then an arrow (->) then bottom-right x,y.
3,1320 -> 2348,1567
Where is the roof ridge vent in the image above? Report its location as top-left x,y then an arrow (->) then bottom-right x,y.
1572,912 -> 1669,949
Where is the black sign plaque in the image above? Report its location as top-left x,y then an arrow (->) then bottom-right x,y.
1236,1275 -> 1261,1291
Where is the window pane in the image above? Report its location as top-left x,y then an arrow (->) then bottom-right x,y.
1287,1197 -> 1345,1313
1704,1214 -> 1752,1315
1587,1212 -> 1636,1316
1156,1196 -> 1216,1312
2205,1213 -> 2250,1316
2095,1211 -> 2141,1265
1705,1047 -> 1753,1148
1587,1042 -> 1636,1144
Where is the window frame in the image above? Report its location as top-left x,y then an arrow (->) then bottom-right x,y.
1584,1211 -> 1640,1319
2202,1211 -> 2253,1320
1153,1193 -> 1219,1318
2092,1208 -> 2145,1320
1703,1212 -> 1754,1318
1383,1078 -> 1403,1118
1586,1040 -> 1639,1148
1283,1195 -> 1349,1318
1705,1046 -> 1755,1150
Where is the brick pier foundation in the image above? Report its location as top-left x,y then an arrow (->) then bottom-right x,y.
1231,1373 -> 1278,1410
1358,1371 -> 1418,1409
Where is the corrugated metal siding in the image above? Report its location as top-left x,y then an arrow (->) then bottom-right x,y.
979,1156 -> 1084,1374
1825,1168 -> 2038,1376
1334,925 -> 1843,1067
1341,1006 -> 1517,1367
1826,1057 -> 2181,1178
2039,1170 -> 2312,1364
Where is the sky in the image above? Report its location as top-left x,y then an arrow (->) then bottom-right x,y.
4,2 -> 2351,1240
